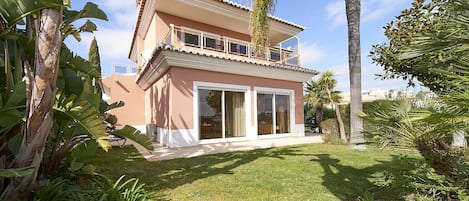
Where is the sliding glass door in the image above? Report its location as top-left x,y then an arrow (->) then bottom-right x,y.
257,94 -> 273,135
275,95 -> 290,134
257,93 -> 291,135
199,89 -> 245,140
199,90 -> 222,139
225,91 -> 246,138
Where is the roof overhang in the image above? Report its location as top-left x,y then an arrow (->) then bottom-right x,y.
136,47 -> 316,90
152,0 -> 303,45
130,0 -> 306,67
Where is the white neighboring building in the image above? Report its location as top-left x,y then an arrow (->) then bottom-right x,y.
339,89 -> 433,104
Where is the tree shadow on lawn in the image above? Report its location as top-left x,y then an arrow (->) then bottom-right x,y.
312,154 -> 419,201
95,146 -> 419,201
94,145 -> 314,200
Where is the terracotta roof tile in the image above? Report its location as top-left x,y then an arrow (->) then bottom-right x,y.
148,43 -> 318,75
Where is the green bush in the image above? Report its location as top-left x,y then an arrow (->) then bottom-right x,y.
361,99 -> 469,199
380,155 -> 468,200
33,175 -> 153,201
304,103 -> 336,132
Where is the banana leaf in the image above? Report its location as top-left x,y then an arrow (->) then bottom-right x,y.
110,125 -> 153,151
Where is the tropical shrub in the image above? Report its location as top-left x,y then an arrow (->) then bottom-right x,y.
361,98 -> 468,199
379,155 -> 468,201
305,71 -> 344,140
93,175 -> 153,201
0,1 -> 152,199
33,175 -> 153,201
366,0 -> 469,198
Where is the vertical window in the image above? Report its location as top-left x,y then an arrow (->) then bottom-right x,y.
257,93 -> 291,135
225,91 -> 245,138
275,95 -> 290,134
257,94 -> 273,135
199,89 -> 222,139
199,89 -> 245,140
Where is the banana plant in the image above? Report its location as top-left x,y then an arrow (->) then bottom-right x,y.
0,1 -> 152,199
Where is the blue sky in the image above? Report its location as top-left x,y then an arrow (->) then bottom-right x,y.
66,0 -> 420,93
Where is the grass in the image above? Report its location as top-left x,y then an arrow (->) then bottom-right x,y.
90,143 -> 419,201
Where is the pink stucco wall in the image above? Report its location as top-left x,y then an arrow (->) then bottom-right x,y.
155,12 -> 251,43
137,11 -> 252,73
102,74 -> 145,126
156,66 -> 305,130
151,72 -> 171,129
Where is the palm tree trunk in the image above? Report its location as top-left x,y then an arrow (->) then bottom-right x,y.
345,0 -> 365,149
334,103 -> 347,141
1,7 -> 62,200
315,103 -> 323,133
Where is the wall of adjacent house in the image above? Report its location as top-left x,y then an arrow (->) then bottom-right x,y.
102,74 -> 146,131
169,66 -> 305,129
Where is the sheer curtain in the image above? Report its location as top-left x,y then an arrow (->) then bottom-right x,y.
225,92 -> 245,137
275,95 -> 290,134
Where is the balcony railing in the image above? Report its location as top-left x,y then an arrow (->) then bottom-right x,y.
163,24 -> 301,66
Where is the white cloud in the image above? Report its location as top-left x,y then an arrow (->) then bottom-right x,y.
326,0 -> 346,28
299,42 -> 325,67
326,63 -> 349,92
113,11 -> 137,29
362,0 -> 409,22
100,0 -> 136,11
80,28 -> 134,60
325,0 -> 411,28
89,0 -> 138,29
327,63 -> 349,77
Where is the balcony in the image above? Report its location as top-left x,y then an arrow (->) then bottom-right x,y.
163,24 -> 301,66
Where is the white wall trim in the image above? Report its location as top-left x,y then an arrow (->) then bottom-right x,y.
137,49 -> 313,90
156,127 -> 198,147
193,81 -> 252,144
132,125 -> 147,133
163,51 -> 312,82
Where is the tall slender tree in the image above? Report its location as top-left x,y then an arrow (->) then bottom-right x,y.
89,37 -> 102,97
345,0 -> 365,149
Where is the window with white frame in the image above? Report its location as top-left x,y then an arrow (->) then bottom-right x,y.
198,89 -> 246,140
257,92 -> 291,135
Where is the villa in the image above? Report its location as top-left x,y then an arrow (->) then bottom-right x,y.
126,0 -> 317,147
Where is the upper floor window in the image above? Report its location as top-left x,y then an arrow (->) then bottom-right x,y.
184,32 -> 200,47
229,42 -> 247,56
204,36 -> 224,52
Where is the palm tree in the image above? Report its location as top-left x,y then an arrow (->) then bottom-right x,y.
345,0 -> 365,149
250,0 -> 274,55
317,71 -> 346,141
305,71 -> 346,140
305,80 -> 327,133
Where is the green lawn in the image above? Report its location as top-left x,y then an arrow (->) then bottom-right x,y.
90,144 -> 418,201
